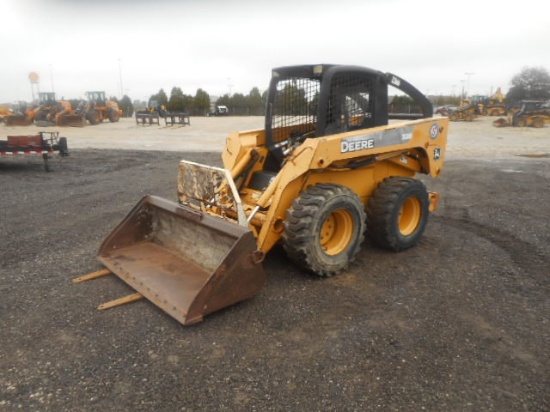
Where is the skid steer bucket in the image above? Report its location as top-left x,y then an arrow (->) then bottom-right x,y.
97,195 -> 266,325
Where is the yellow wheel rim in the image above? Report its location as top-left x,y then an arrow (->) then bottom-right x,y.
398,197 -> 421,236
320,210 -> 353,255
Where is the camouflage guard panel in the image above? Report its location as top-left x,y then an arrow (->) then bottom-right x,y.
177,160 -> 244,224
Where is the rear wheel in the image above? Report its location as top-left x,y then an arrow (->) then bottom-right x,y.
532,117 -> 544,128
367,177 -> 429,251
282,183 -> 366,277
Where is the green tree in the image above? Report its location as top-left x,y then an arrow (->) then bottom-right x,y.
246,87 -> 264,115
261,89 -> 268,110
119,95 -> 134,117
194,88 -> 210,116
216,94 -> 231,108
182,94 -> 194,114
230,93 -> 247,115
149,89 -> 168,108
275,82 -> 308,115
506,67 -> 550,104
168,87 -> 185,112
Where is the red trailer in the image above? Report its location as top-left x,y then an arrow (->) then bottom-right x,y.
0,131 -> 69,171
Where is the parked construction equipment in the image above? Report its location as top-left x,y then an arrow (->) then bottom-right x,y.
478,88 -> 507,116
493,100 -> 550,128
57,91 -> 122,127
4,93 -> 70,126
448,99 -> 477,121
77,64 -> 449,325
163,112 -> 190,127
33,92 -> 73,126
84,91 -> 122,124
0,106 -> 14,122
0,131 -> 69,171
4,105 -> 36,126
135,110 -> 160,126
57,101 -> 88,127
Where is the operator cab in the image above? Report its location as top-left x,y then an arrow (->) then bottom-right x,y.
264,64 -> 433,168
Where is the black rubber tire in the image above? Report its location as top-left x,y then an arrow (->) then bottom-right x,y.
282,183 -> 366,277
108,109 -> 119,123
532,117 -> 544,128
58,137 -> 69,156
515,117 -> 527,127
86,110 -> 100,125
367,177 -> 429,251
35,110 -> 48,122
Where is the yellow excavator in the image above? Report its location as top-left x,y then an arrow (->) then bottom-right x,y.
76,64 -> 449,325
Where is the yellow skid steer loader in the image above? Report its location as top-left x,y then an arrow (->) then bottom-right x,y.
78,64 -> 449,325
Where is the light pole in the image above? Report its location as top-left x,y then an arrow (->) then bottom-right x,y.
464,72 -> 474,97
49,64 -> 55,93
227,78 -> 233,96
118,58 -> 124,98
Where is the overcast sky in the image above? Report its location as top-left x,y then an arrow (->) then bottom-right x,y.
1,0 -> 548,103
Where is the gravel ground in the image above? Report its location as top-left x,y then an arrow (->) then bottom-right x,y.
0,117 -> 549,411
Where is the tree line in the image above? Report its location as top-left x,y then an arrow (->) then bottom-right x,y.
117,66 -> 550,118
148,87 -> 269,116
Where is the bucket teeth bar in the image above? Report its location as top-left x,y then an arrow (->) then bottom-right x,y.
74,269 -> 145,310
98,293 -> 144,310
72,268 -> 112,283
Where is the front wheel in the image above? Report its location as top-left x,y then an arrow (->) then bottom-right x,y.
515,117 -> 527,127
367,177 -> 429,251
108,109 -> 120,122
86,109 -> 100,125
282,183 -> 366,277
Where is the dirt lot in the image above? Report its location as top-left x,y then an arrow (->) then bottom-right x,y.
0,117 -> 549,411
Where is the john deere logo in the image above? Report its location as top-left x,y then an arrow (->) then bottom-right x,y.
341,137 -> 375,153
430,124 -> 440,140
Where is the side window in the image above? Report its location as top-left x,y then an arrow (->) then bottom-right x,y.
325,74 -> 375,134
